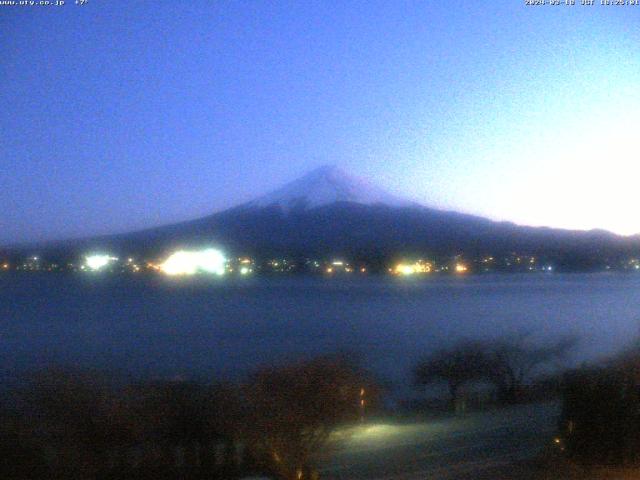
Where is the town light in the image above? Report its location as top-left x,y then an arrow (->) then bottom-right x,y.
394,260 -> 432,276
85,254 -> 118,271
161,248 -> 226,276
455,263 -> 468,273
397,264 -> 416,275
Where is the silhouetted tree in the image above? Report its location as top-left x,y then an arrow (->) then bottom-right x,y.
415,334 -> 578,408
242,355 -> 378,480
11,369 -> 247,480
561,338 -> 640,465
124,379 -> 243,479
414,341 -> 488,408
19,368 -> 132,480
485,333 -> 578,404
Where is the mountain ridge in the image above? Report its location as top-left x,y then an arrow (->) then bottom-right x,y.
3,166 -> 639,270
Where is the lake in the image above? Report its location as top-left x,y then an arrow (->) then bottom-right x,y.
1,272 -> 640,395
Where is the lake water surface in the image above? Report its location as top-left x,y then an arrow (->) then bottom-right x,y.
2,273 -> 640,391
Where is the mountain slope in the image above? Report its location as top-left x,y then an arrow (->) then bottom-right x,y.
245,165 -> 413,211
17,165 -> 640,268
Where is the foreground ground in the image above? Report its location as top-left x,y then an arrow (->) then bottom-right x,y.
323,401 -> 561,479
473,454 -> 640,480
323,401 -> 640,479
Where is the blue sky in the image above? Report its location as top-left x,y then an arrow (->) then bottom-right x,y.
1,1 -> 639,244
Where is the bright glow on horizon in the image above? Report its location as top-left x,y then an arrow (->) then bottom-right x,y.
417,108 -> 640,236
455,263 -> 468,273
161,248 -> 226,276
394,261 -> 432,276
397,264 -> 416,276
85,254 -> 117,271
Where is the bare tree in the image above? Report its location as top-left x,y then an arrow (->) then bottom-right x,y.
241,355 -> 377,480
485,333 -> 578,404
414,341 -> 488,408
415,334 -> 578,407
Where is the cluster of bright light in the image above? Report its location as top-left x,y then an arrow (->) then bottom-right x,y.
396,264 -> 416,275
455,263 -> 468,273
394,261 -> 433,276
237,257 -> 254,275
325,260 -> 358,274
161,248 -> 226,276
85,254 -> 118,271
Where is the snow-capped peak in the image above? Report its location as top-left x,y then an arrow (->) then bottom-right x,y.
247,165 -> 413,211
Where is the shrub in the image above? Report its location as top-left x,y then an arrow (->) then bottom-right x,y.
561,365 -> 640,465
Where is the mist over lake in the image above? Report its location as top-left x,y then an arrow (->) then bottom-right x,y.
2,273 -> 639,392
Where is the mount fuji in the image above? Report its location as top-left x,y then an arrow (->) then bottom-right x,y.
25,165 -> 640,269
245,165 -> 414,211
